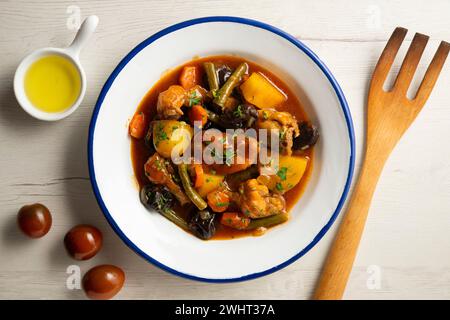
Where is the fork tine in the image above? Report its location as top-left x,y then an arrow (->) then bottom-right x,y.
393,33 -> 429,94
414,41 -> 450,105
370,27 -> 407,90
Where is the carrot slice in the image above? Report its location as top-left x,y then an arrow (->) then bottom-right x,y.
193,164 -> 205,188
189,105 -> 208,128
220,212 -> 251,230
207,189 -> 231,213
179,66 -> 199,89
129,112 -> 147,139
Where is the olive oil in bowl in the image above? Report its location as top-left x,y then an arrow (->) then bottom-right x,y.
14,15 -> 98,121
24,55 -> 81,113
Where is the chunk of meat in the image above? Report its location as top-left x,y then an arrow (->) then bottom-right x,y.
236,179 -> 286,219
185,85 -> 208,107
256,109 -> 299,156
157,85 -> 186,120
144,153 -> 190,205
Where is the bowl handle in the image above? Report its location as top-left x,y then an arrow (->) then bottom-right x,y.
66,15 -> 99,58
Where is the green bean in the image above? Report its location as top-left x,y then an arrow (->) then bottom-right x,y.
246,213 -> 289,230
213,62 -> 248,109
140,184 -> 191,230
203,62 -> 219,91
178,163 -> 208,210
161,207 -> 189,231
225,165 -> 259,188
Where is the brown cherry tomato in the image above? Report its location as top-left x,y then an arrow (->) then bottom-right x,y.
17,203 -> 52,238
82,265 -> 125,300
64,224 -> 103,260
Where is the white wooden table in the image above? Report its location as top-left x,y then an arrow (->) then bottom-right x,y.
1,0 -> 449,300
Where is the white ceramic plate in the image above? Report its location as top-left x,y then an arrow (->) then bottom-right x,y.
88,17 -> 355,282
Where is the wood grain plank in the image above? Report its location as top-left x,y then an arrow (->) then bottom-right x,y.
0,0 -> 449,299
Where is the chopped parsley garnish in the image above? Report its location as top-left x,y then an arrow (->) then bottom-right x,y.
233,105 -> 244,118
154,192 -> 169,210
262,111 -> 269,120
188,91 -> 201,107
154,159 -> 164,171
216,202 -> 229,207
154,122 -> 168,146
277,167 -> 288,181
275,183 -> 284,192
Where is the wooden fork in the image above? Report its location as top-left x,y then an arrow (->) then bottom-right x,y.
314,27 -> 450,300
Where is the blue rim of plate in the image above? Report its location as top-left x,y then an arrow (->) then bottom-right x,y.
88,16 -> 356,283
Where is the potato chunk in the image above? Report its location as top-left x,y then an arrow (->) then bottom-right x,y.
240,72 -> 286,109
152,120 -> 193,158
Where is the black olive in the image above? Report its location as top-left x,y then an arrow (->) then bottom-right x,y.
293,122 -> 320,150
216,65 -> 233,87
188,210 -> 216,240
199,210 -> 212,220
140,184 -> 191,232
220,104 -> 258,129
140,184 -> 173,212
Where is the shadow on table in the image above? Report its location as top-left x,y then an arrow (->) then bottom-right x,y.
0,78 -> 57,131
1,214 -> 31,248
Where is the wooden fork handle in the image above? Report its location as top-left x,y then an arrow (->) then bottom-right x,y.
314,149 -> 387,300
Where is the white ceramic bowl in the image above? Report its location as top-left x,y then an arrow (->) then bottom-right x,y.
88,17 -> 355,282
14,16 -> 98,121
